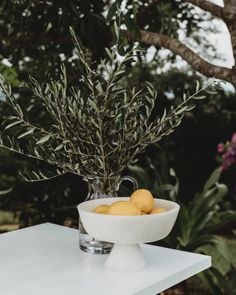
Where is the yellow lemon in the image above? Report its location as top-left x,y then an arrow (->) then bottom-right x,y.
150,207 -> 167,214
93,204 -> 110,214
108,201 -> 141,216
130,189 -> 154,213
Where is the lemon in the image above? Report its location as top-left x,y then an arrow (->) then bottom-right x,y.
150,207 -> 167,214
108,201 -> 141,216
130,189 -> 154,213
93,204 -> 110,214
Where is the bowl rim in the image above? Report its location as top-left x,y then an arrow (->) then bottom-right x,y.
77,197 -> 180,218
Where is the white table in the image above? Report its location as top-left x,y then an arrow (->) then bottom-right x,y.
0,223 -> 211,295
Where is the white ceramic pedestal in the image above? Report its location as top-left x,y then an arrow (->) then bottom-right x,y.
78,197 -> 180,272
105,244 -> 146,272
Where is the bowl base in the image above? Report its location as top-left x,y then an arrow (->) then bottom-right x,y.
105,244 -> 146,272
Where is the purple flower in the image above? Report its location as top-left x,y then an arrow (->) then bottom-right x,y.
217,133 -> 236,172
228,146 -> 236,156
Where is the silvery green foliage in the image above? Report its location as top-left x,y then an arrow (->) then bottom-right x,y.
0,29 -> 214,182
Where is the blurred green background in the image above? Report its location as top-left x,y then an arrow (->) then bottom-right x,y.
0,1 -> 236,294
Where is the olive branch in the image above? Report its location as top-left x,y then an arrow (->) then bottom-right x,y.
0,28 -> 215,182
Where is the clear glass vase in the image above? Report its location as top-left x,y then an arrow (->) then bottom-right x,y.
79,175 -> 138,254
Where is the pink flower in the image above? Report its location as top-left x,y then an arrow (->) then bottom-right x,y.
231,133 -> 236,144
217,143 -> 224,153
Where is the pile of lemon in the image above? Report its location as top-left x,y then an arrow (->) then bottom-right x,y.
93,189 -> 167,216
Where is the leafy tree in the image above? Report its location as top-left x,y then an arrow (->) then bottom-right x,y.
1,0 -> 234,85
109,0 -> 236,86
0,0 -> 112,81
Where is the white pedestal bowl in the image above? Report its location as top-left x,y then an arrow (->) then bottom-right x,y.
78,197 -> 180,272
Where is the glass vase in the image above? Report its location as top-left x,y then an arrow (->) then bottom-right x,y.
79,175 -> 138,254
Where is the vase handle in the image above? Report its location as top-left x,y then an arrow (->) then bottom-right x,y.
119,176 -> 138,192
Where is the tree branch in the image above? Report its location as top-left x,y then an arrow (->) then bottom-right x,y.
224,0 -> 236,20
187,0 -> 224,19
187,0 -> 236,21
124,29 -> 236,86
186,1 -> 236,72
226,22 -> 236,66
223,0 -> 236,64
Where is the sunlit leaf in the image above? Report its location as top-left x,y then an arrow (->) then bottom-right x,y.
36,134 -> 52,145
17,128 -> 35,139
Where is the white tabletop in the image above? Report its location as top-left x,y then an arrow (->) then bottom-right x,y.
0,223 -> 211,295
